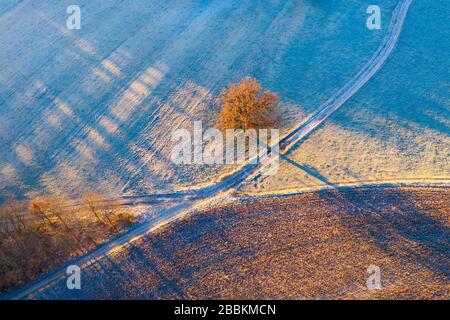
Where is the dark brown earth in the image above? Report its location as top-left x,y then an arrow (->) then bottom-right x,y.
30,187 -> 449,299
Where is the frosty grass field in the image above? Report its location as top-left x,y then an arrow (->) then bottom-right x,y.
0,0 -> 418,204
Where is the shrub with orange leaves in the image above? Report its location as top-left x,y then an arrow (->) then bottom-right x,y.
0,192 -> 136,293
28,198 -> 53,224
82,192 -> 134,228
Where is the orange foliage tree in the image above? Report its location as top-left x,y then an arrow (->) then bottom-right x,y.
28,198 -> 53,225
218,77 -> 280,131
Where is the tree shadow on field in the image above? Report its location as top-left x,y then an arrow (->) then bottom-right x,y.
281,153 -> 338,187
282,156 -> 450,277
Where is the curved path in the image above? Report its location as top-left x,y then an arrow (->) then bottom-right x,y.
118,0 -> 414,203
3,0 -> 414,299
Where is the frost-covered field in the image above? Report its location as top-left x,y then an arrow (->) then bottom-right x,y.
241,0 -> 449,194
1,0 -> 400,201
